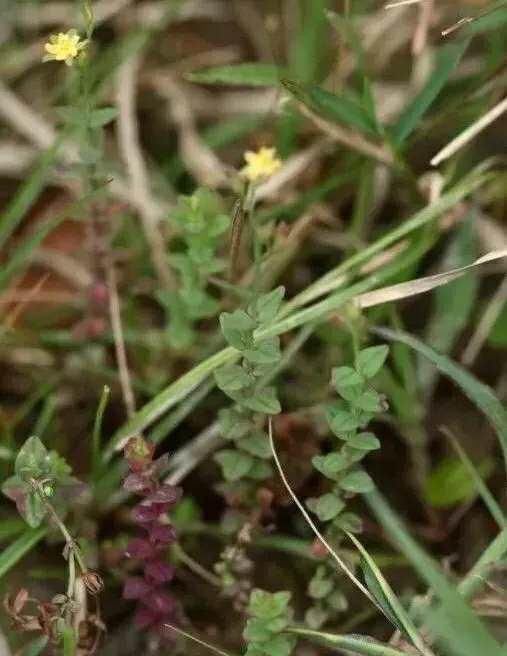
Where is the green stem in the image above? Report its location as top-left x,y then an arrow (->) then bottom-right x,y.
173,544 -> 222,587
92,385 -> 110,478
286,627 -> 410,656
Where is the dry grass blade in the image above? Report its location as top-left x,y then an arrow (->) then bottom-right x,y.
354,249 -> 507,310
431,97 -> 507,166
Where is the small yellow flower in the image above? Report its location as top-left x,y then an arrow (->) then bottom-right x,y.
43,29 -> 87,66
241,147 -> 282,183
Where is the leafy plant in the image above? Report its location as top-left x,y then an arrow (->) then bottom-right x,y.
213,288 -> 285,495
2,436 -> 83,528
160,188 -> 230,348
307,345 -> 389,537
243,589 -> 296,656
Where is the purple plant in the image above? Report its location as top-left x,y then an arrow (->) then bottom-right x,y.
122,437 -> 182,641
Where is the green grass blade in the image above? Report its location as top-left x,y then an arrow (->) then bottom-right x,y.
374,327 -> 507,473
286,628 -> 410,656
92,385 -> 110,478
441,426 -> 506,529
286,165 -> 491,311
187,63 -> 284,86
459,526 -> 507,600
20,636 -> 49,656
420,217 -> 478,394
0,138 -> 63,252
366,489 -> 503,656
282,79 -> 378,135
0,527 -> 47,580
392,39 -> 470,145
346,531 -> 430,655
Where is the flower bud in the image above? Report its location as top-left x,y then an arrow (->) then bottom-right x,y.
82,571 -> 104,595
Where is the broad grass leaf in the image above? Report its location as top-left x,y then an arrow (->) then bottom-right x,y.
187,63 -> 284,86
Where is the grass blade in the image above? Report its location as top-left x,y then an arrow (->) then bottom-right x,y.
440,426 -> 506,529
346,531 -> 430,655
0,137 -> 63,252
286,628 -> 410,656
374,327 -> 507,473
392,39 -> 470,145
366,489 -> 503,656
281,79 -> 378,135
187,63 -> 284,86
0,527 -> 47,580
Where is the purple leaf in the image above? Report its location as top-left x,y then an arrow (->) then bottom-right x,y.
143,590 -> 176,615
144,561 -> 175,584
148,485 -> 182,505
125,538 -> 156,560
123,577 -> 152,600
149,523 -> 177,545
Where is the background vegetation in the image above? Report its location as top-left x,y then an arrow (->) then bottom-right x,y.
0,1 -> 506,655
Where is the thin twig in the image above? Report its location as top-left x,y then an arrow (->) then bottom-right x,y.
106,259 -> 136,420
431,97 -> 507,166
163,623 -> 237,656
385,0 -> 421,8
268,420 -> 377,605
412,0 -> 434,55
2,274 -> 50,331
116,56 -> 175,290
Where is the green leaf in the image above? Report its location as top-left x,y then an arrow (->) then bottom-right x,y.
307,493 -> 345,521
215,364 -> 252,393
241,387 -> 281,415
376,327 -> 507,474
282,80 -> 378,135
339,470 -> 374,494
15,436 -> 49,481
214,449 -> 254,482
352,390 -> 383,413
332,366 -> 364,400
346,432 -> 380,451
249,287 -> 286,324
244,337 -> 282,365
392,39 -> 470,145
23,492 -> 48,528
244,617 -> 276,642
305,606 -> 329,629
424,457 -> 494,508
220,310 -> 256,350
219,408 -> 251,441
89,106 -> 118,127
334,512 -> 363,533
238,431 -> 272,459
260,634 -> 296,656
187,63 -> 285,86
247,460 -> 273,480
0,527 -> 47,580
347,531 -> 426,650
308,571 -> 334,599
326,404 -> 363,434
248,589 -> 292,620
312,453 -> 348,479
355,346 -> 389,379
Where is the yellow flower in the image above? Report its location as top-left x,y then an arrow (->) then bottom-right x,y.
241,147 -> 282,183
43,29 -> 87,66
